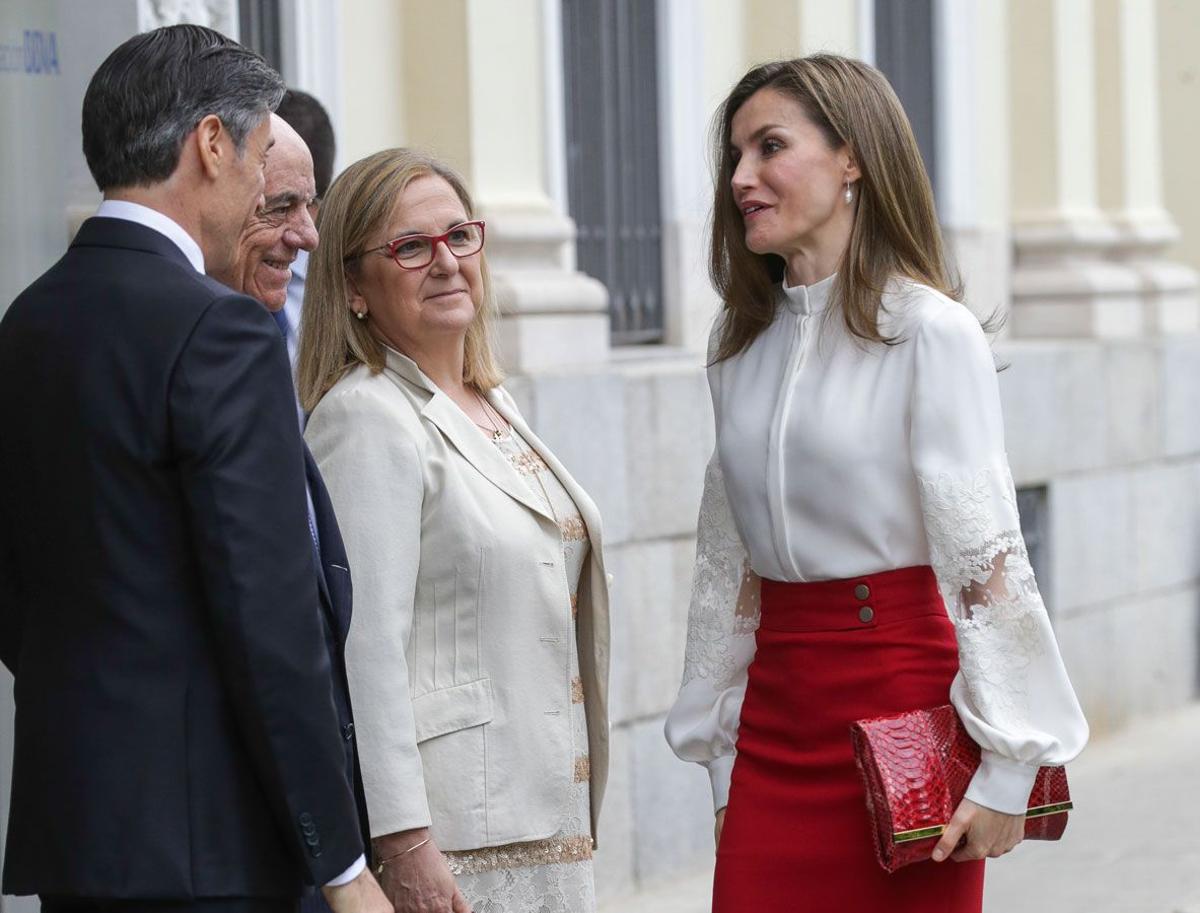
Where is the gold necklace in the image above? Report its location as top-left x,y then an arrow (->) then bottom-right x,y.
473,391 -> 508,442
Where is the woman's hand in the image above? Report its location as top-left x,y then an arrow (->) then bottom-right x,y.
714,807 -> 727,850
932,797 -> 1024,863
375,828 -> 471,913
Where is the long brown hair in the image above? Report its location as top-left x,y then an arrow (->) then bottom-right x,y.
710,54 -> 963,363
296,148 -> 503,412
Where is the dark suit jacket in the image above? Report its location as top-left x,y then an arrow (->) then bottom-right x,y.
0,217 -> 363,898
300,449 -> 370,913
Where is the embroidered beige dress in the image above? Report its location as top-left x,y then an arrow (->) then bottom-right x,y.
443,426 -> 596,913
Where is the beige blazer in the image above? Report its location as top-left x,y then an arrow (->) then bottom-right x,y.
304,348 -> 610,851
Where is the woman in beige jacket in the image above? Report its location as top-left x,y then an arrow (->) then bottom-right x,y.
297,148 -> 611,913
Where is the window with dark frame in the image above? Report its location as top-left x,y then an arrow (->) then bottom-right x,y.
1016,485 -> 1051,614
562,0 -> 665,345
238,0 -> 283,72
873,0 -> 938,196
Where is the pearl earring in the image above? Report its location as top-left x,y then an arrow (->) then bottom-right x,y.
355,310 -> 367,321
844,180 -> 854,204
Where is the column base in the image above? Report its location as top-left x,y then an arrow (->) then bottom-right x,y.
1010,259 -> 1144,338
483,205 -> 612,373
493,269 -> 610,372
1010,214 -> 1199,337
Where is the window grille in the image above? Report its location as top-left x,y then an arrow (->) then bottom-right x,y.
562,0 -> 665,344
873,0 -> 938,194
239,0 -> 282,72
1016,485 -> 1051,611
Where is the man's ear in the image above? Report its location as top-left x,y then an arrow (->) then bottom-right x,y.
194,114 -> 225,180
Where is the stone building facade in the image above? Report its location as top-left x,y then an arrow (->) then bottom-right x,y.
1,1 -> 1198,908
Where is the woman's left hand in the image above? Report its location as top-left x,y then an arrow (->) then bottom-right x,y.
931,797 -> 1024,863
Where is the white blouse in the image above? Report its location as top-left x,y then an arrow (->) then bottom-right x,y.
664,274 -> 1089,817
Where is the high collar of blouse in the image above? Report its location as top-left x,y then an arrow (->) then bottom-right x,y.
781,272 -> 836,315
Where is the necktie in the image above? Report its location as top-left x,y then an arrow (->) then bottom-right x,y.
271,308 -> 291,338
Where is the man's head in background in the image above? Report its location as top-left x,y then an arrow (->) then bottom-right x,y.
275,89 -> 336,203
211,113 -> 317,310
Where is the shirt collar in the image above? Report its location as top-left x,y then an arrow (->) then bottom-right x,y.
781,271 -> 836,316
95,199 -> 205,273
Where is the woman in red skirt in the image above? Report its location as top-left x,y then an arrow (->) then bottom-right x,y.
665,55 -> 1089,912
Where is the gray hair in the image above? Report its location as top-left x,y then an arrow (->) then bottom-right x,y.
82,24 -> 285,191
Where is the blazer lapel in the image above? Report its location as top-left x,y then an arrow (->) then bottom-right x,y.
303,446 -> 352,644
489,390 -> 606,570
381,348 -> 555,524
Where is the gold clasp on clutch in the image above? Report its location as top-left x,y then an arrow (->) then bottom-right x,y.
891,800 -> 1073,844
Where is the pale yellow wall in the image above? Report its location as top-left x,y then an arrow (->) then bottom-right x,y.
400,0 -> 471,178
464,0 -> 549,210
702,0 -> 751,125
1157,0 -> 1200,270
744,0 -> 863,65
1008,0 -> 1059,219
744,0 -> 804,62
1095,0 -> 1123,213
340,0 -> 408,166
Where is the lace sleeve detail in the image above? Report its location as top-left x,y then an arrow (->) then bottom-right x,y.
665,452 -> 759,810
916,460 -> 1089,812
910,304 -> 1088,814
917,465 -> 1045,731
681,455 -> 760,686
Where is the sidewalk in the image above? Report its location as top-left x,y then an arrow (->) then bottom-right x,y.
602,700 -> 1200,913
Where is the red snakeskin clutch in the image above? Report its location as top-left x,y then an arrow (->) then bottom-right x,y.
850,704 -> 1072,873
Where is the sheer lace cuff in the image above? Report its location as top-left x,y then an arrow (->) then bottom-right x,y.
964,750 -> 1040,816
919,462 -> 1087,778
667,454 -> 759,809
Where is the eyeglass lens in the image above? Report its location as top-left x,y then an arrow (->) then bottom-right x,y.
391,223 -> 484,267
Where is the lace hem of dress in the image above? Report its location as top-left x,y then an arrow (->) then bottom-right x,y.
444,834 -> 594,877
681,459 -> 761,686
917,466 -> 1048,730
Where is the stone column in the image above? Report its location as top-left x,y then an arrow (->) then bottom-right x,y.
398,0 -> 607,373
1008,0 -> 1144,338
934,0 -> 1012,323
1093,0 -> 1198,333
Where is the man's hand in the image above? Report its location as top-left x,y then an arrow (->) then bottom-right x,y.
321,866 -> 392,913
932,797 -> 1024,863
375,827 -> 471,913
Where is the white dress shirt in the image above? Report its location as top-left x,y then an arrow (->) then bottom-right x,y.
95,199 -> 205,273
282,248 -> 307,369
665,274 -> 1089,817
94,197 -> 365,887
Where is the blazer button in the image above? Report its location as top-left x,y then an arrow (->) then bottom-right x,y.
343,722 -> 356,741
854,584 -> 870,601
859,606 -> 875,623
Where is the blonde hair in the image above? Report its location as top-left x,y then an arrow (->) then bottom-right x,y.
710,54 -> 964,363
296,147 -> 503,412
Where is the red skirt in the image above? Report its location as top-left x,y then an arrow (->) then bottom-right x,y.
713,565 -> 985,913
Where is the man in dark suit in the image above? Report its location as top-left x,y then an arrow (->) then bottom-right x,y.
0,25 -> 389,913
211,114 -> 370,913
